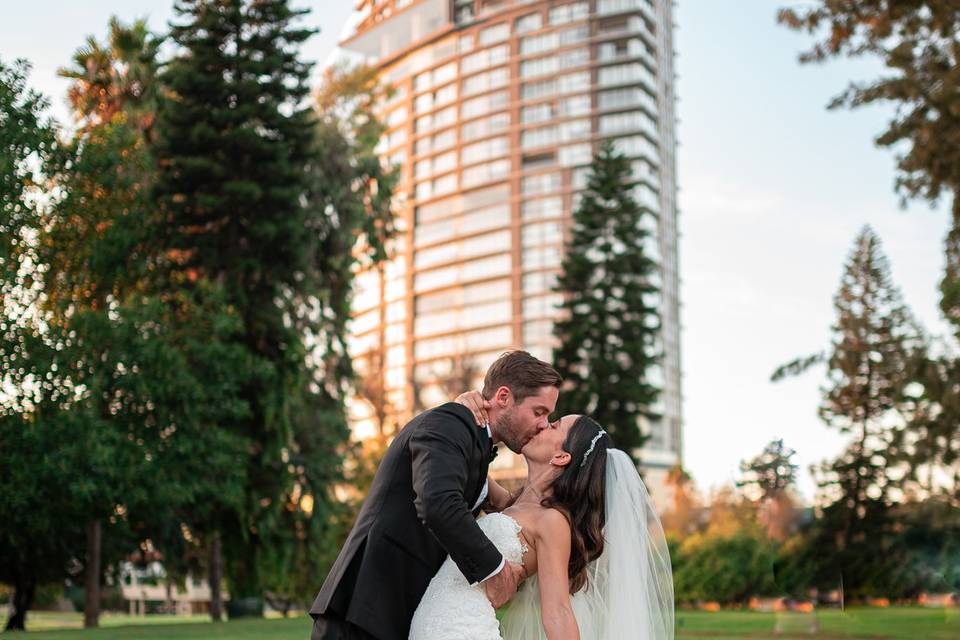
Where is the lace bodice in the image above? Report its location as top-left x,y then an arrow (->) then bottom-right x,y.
409,512 -> 527,640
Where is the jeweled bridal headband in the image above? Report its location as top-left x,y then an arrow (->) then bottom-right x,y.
580,429 -> 607,468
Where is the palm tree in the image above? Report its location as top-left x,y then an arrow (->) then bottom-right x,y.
58,17 -> 160,133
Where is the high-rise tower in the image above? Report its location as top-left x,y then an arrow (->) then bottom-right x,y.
339,0 -> 681,494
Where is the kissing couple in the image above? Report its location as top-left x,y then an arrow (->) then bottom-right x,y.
310,350 -> 673,639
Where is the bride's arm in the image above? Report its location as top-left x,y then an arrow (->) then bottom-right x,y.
483,477 -> 515,512
535,509 -> 580,640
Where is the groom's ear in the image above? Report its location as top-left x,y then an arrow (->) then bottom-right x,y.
551,451 -> 572,468
494,385 -> 512,407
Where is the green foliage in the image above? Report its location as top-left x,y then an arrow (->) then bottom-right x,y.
552,139 -> 661,459
673,527 -> 779,604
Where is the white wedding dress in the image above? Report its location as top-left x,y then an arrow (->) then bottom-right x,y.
409,512 -> 527,640
409,450 -> 674,640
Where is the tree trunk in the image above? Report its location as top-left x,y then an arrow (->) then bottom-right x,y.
84,519 -> 102,628
209,531 -> 223,622
4,572 -> 35,631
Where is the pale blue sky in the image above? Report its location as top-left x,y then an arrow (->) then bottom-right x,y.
1,1 -> 952,500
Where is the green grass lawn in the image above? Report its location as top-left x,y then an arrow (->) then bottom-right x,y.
3,607 -> 957,639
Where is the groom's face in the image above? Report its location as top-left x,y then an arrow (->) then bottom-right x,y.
495,385 -> 559,454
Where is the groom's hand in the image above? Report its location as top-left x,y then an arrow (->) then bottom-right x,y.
483,561 -> 522,608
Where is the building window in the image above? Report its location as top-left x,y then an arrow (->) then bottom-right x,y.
559,71 -> 591,94
560,94 -> 591,116
462,44 -> 510,75
558,143 -> 592,166
461,136 -> 509,165
461,112 -> 510,141
523,293 -> 564,319
549,2 -> 589,25
521,55 -> 559,78
520,32 -> 558,56
522,152 -> 556,171
521,125 -> 558,149
479,22 -> 510,46
462,67 -> 510,96
515,12 -> 542,33
522,172 -> 562,195
415,229 -> 512,271
522,221 -> 564,248
522,197 -> 564,221
598,63 -> 655,89
522,271 -> 559,296
559,24 -> 589,45
559,118 -> 591,141
461,90 -> 509,119
522,246 -> 563,270
521,103 -> 554,124
462,158 -> 511,188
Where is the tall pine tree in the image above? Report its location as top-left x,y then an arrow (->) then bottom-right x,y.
552,139 -> 661,460
154,2 -> 396,608
773,226 -> 926,594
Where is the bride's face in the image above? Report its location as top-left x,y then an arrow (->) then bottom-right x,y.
520,414 -> 581,464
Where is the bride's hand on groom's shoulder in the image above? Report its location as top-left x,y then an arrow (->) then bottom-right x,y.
454,390 -> 491,427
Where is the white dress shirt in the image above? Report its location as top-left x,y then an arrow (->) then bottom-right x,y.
474,423 -> 504,583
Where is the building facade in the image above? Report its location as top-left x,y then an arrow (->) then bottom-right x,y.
339,0 -> 682,495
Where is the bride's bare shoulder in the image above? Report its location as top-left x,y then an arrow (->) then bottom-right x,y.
528,505 -> 570,539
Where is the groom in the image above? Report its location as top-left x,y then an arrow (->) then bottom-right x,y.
310,350 -> 562,640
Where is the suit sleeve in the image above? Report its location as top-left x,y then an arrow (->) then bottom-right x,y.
409,414 -> 503,584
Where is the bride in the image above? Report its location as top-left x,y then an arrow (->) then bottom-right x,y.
408,403 -> 674,639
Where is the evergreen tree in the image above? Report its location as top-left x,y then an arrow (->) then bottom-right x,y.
737,439 -> 798,501
737,439 -> 800,541
773,226 -> 925,594
552,139 -> 661,459
154,3 -> 395,607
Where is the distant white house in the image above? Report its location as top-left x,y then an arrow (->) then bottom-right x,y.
118,562 -> 225,616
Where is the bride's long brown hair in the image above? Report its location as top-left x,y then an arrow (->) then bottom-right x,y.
540,415 -> 612,593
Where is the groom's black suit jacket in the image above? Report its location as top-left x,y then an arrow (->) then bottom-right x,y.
310,403 -> 503,640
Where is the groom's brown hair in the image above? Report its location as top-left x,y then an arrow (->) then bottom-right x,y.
481,350 -> 562,402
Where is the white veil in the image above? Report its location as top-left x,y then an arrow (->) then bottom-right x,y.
500,449 -> 674,639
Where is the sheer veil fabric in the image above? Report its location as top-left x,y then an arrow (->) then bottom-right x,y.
500,449 -> 675,639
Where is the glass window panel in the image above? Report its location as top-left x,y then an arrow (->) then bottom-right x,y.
521,245 -> 563,269
558,143 -> 592,166
521,172 -> 562,195
462,112 -> 510,141
523,293 -> 564,319
560,94 -> 591,116
462,67 -> 510,96
461,136 -> 509,165
520,32 -> 558,56
549,2 -> 589,25
521,197 -> 564,220
521,103 -> 554,124
479,22 -> 510,46
522,270 -> 559,295
462,158 -> 511,188
516,12 -> 542,33
522,221 -> 564,247
461,90 -> 509,119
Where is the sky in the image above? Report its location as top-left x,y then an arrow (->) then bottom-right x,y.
1,1 -> 952,501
